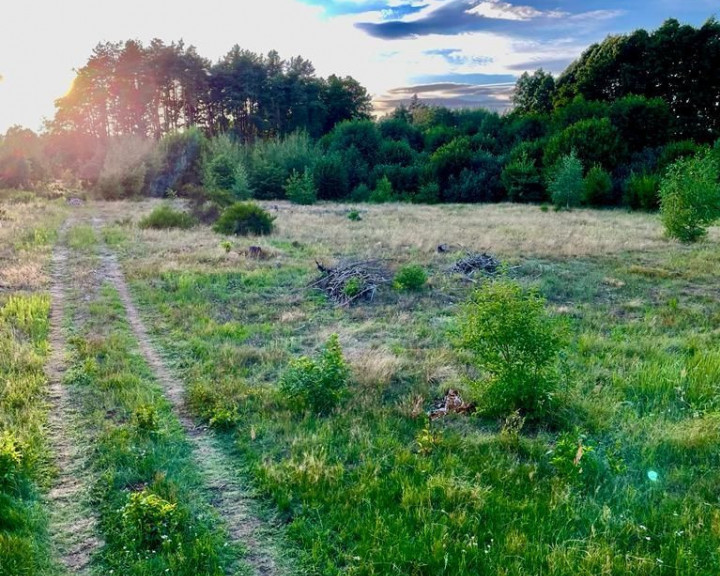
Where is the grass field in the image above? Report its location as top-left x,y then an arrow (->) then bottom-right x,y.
2,196 -> 720,575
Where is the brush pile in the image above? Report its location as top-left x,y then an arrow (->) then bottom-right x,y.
450,252 -> 500,276
312,259 -> 390,306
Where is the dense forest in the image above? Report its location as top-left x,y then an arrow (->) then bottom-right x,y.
1,18 -> 719,210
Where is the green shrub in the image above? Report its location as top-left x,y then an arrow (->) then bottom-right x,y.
280,334 -> 349,414
284,169 -> 317,205
147,128 -> 207,197
394,264 -> 427,291
132,405 -> 160,435
660,151 -> 720,242
502,152 -> 544,203
138,204 -> 195,230
202,134 -> 251,203
347,209 -> 362,221
213,202 -> 275,236
624,172 -> 661,211
121,489 -> 181,550
549,151 -> 584,210
369,176 -> 394,203
455,278 -> 565,421
412,181 -> 440,204
350,183 -> 371,202
0,432 -> 22,488
582,165 -> 613,206
342,277 -> 364,299
313,152 -> 349,200
550,430 -> 600,486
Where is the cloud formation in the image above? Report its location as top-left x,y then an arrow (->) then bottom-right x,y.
356,0 -> 624,39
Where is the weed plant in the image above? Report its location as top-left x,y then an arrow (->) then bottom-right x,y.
139,204 -> 196,230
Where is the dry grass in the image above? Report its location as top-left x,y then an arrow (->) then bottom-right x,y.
0,199 -> 65,291
90,200 -> 720,275
267,202 -> 684,259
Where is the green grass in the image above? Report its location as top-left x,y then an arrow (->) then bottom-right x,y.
0,291 -> 55,576
66,224 -> 97,250
119,210 -> 720,575
61,272 -> 242,576
0,196 -> 64,576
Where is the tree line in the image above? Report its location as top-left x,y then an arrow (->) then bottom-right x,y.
51,39 -> 371,141
1,17 -> 719,213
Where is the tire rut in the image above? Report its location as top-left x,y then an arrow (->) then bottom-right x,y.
97,236 -> 289,576
46,231 -> 102,574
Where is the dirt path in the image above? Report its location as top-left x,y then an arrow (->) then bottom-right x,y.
46,231 -> 102,574
97,236 -> 289,576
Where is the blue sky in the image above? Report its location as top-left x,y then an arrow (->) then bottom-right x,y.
0,0 -> 717,132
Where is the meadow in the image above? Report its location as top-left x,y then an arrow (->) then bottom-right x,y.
2,195 -> 720,575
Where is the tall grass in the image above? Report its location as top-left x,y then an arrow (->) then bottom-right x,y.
119,200 -> 720,575
63,277 -> 235,576
0,294 -> 54,576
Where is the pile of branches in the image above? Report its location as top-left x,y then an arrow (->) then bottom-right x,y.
450,252 -> 500,276
311,259 -> 390,306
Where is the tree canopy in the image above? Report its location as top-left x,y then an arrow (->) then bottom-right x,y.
51,40 -> 372,142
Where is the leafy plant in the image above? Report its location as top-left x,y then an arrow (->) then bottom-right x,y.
583,165 -> 613,206
284,169 -> 317,205
455,278 -> 565,420
280,334 -> 349,414
416,421 -> 442,456
502,152 -> 544,203
121,489 -> 181,550
624,172 -> 660,211
551,430 -> 600,486
342,277 -> 364,298
394,264 -> 427,292
132,405 -> 160,435
213,202 -> 276,236
549,151 -> 584,210
660,151 -> 720,242
369,176 -> 394,203
138,204 -> 195,230
0,432 -> 22,487
347,209 -> 362,222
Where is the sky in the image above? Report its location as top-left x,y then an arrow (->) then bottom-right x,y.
0,0 -> 716,133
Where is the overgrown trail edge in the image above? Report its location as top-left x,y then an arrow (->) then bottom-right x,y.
46,229 -> 102,574
98,236 -> 288,576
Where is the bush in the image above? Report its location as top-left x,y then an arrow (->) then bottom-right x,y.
394,264 -> 427,291
501,152 -> 544,203
138,204 -> 195,230
412,181 -> 440,204
95,135 -> 155,199
146,128 -> 207,197
213,202 -> 275,236
248,132 -> 318,200
455,279 -> 565,420
660,151 -> 720,242
121,489 -> 181,550
369,176 -> 394,203
284,169 -> 317,205
280,334 -> 349,414
347,209 -> 362,221
202,135 -> 251,202
549,151 -> 584,210
624,172 -> 660,210
313,152 -> 349,200
0,432 -> 22,488
582,165 -> 613,206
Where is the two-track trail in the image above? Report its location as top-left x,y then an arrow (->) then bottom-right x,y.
45,227 -> 102,575
96,226 -> 290,576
